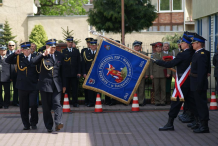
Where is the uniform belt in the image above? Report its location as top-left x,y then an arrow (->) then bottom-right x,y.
189,73 -> 198,77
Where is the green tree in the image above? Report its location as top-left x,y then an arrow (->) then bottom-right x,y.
0,20 -> 17,45
29,24 -> 48,50
61,26 -> 81,46
87,0 -> 157,39
35,0 -> 88,15
162,33 -> 183,51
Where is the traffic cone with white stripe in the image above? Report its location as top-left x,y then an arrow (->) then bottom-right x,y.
132,93 -> 140,111
180,103 -> 184,110
95,93 -> 103,113
63,93 -> 71,113
209,92 -> 218,110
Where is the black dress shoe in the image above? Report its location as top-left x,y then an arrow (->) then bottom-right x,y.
193,121 -> 209,133
47,129 -> 53,133
23,127 -> 30,130
160,104 -> 166,106
0,106 -> 2,108
84,103 -> 88,106
73,104 -> 79,107
155,104 -> 160,106
109,103 -> 116,106
31,125 -> 37,130
4,106 -> 8,109
104,102 -> 110,105
87,104 -> 95,107
55,123 -> 64,131
159,117 -> 174,131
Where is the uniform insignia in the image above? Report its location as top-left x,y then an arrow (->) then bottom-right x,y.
56,55 -> 57,56
65,54 -> 67,55
201,52 -> 204,54
66,57 -> 67,59
190,62 -> 192,65
21,66 -> 22,68
46,61 -> 50,62
180,51 -> 182,52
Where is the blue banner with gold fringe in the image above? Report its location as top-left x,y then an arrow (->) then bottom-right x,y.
83,39 -> 149,104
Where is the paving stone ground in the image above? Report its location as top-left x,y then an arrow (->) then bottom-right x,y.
0,105 -> 218,146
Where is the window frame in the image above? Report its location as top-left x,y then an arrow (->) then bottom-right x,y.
172,0 -> 184,12
159,0 -> 171,12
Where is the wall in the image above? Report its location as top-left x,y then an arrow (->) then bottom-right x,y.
0,0 -> 34,44
192,0 -> 218,19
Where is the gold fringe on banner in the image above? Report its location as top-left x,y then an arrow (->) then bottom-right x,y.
179,98 -> 185,102
82,38 -> 150,105
171,97 -> 177,101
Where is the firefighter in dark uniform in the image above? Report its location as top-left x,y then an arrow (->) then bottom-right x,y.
32,39 -> 66,133
152,33 -> 196,131
61,37 -> 81,107
82,39 -> 97,107
81,37 -> 93,106
5,42 -> 39,130
0,45 -> 11,109
190,34 -> 210,133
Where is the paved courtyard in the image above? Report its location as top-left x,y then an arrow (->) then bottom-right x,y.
0,105 -> 218,146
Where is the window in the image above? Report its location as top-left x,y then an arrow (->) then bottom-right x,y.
0,0 -> 2,5
159,0 -> 170,11
0,24 -> 3,43
149,26 -> 158,31
150,0 -> 158,11
198,19 -> 202,35
172,0 -> 183,11
86,0 -> 93,5
160,25 -> 171,31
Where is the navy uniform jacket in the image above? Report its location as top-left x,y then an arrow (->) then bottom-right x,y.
5,53 -> 39,91
81,48 -> 88,75
190,49 -> 209,91
204,49 -> 211,74
82,49 -> 96,75
0,56 -> 11,82
61,48 -> 81,77
6,50 -> 17,80
156,49 -> 194,88
32,51 -> 66,93
213,52 -> 218,77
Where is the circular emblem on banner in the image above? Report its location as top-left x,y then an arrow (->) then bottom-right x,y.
97,54 -> 133,89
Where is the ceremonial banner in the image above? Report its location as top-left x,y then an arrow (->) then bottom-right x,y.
83,39 -> 150,104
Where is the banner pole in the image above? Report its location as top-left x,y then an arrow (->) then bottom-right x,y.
90,31 -> 150,60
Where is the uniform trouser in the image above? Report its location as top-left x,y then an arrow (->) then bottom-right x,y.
136,77 -> 145,104
18,90 -> 38,127
168,87 -> 196,118
193,90 -> 209,121
105,95 -> 116,104
154,78 -> 166,104
66,77 -> 78,104
12,80 -> 19,105
40,90 -> 62,130
84,89 -> 88,104
87,90 -> 97,105
166,77 -> 172,103
0,82 -> 10,107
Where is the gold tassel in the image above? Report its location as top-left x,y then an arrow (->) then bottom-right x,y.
171,97 -> 177,101
83,51 -> 93,62
17,55 -> 27,76
64,57 -> 71,64
42,58 -> 53,76
180,98 -> 185,102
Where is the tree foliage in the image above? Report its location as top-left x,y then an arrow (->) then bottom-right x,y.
61,26 -> 81,46
0,20 -> 17,45
87,0 -> 157,34
162,33 -> 182,51
29,24 -> 48,50
35,0 -> 88,15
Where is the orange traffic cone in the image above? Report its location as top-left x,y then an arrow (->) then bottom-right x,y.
180,103 -> 184,110
95,93 -> 103,113
63,93 -> 71,113
131,93 -> 140,112
209,92 -> 218,110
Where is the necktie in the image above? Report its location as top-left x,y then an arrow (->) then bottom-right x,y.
26,56 -> 29,61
